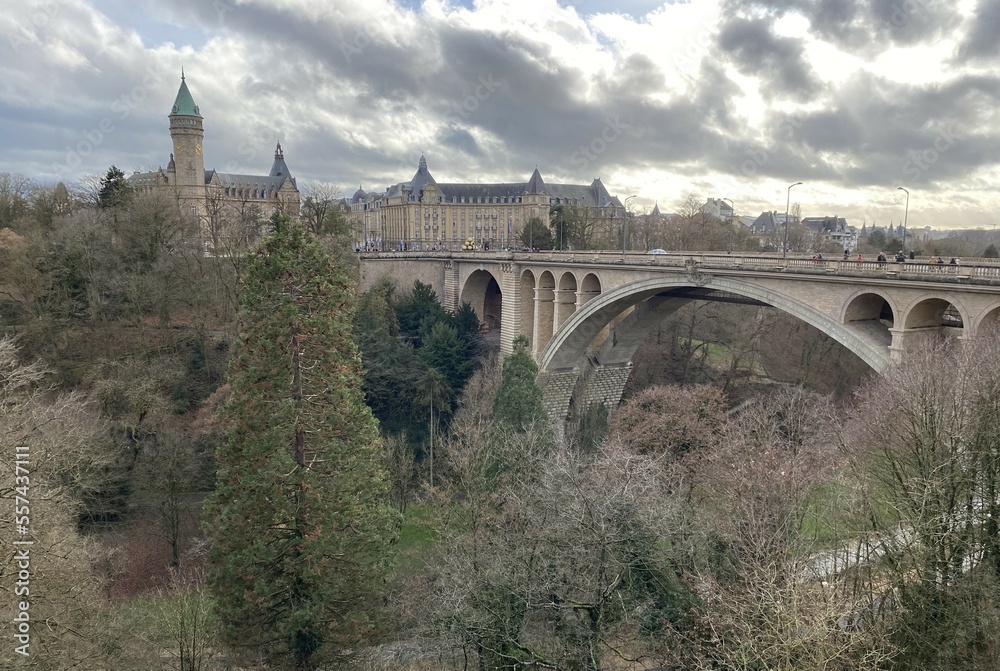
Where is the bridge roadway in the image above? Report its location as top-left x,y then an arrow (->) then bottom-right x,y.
359,250 -> 1000,428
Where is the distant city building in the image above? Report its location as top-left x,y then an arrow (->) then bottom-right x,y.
646,202 -> 679,220
130,74 -> 300,241
801,215 -> 858,250
350,156 -> 625,250
749,211 -> 782,235
702,197 -> 734,220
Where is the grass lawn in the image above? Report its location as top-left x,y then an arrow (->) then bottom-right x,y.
394,502 -> 441,574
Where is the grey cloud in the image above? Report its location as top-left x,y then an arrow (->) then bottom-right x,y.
724,71 -> 1000,188
956,0 -> 1000,61
725,0 -> 962,52
136,0 -> 737,183
717,17 -> 820,100
436,126 -> 483,156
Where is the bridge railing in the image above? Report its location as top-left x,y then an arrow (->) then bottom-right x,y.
359,249 -> 1000,280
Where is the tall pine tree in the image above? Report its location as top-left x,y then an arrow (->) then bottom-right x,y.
205,217 -> 397,670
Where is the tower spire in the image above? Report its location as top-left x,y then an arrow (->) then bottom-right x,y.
170,73 -> 201,117
270,143 -> 291,178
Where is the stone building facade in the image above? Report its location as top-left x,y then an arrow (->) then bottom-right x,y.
349,156 -> 625,251
130,74 -> 300,244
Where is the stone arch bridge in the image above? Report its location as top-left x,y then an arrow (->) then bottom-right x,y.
360,250 -> 1000,424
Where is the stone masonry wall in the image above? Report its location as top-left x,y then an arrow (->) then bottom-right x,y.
580,364 -> 632,410
442,261 -> 459,312
359,257 -> 447,300
538,370 -> 580,420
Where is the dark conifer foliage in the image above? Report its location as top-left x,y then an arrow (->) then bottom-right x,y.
354,279 -> 484,442
492,334 -> 548,432
205,217 -> 397,670
97,165 -> 132,209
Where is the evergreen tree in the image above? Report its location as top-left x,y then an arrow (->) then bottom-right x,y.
396,280 -> 448,346
97,165 -> 132,209
492,335 -> 549,432
354,276 -> 400,346
205,218 -> 397,670
518,216 -> 554,250
421,320 -> 474,396
866,229 -> 887,251
453,301 -> 484,358
353,278 -> 429,435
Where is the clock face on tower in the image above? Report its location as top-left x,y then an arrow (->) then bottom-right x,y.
195,142 -> 203,156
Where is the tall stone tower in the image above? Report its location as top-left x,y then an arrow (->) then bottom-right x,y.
169,72 -> 205,209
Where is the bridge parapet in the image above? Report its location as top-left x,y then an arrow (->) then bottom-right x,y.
360,250 -> 1000,285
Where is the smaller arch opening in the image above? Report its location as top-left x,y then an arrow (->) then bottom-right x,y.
844,292 -> 894,348
905,298 -> 964,330
520,270 -> 537,348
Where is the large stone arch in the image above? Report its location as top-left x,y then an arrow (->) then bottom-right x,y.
540,275 -> 893,375
460,269 -> 502,330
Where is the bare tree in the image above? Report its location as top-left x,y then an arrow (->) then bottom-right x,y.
610,383 -> 727,457
382,432 -> 416,515
0,338 -> 127,669
433,439 -> 694,671
156,571 -> 219,671
693,387 -> 895,670
848,331 -> 1000,669
301,182 -> 350,237
0,172 -> 33,228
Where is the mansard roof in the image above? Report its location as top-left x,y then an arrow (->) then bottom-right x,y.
210,171 -> 294,192
548,179 -> 621,208
750,211 -> 780,232
388,157 -> 622,208
436,183 -> 526,200
170,72 -> 201,118
801,215 -> 848,233
129,169 -> 169,186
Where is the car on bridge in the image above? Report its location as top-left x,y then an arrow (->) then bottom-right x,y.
648,248 -> 668,254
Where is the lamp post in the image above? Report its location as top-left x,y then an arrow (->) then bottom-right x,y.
623,195 -> 637,258
897,186 -> 909,256
783,182 -> 802,259
722,197 -> 734,253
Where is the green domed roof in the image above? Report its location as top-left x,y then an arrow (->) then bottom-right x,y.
170,72 -> 201,117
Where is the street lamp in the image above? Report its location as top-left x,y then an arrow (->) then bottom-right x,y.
897,186 -> 909,256
623,195 -> 637,257
783,182 -> 802,259
722,197 -> 734,254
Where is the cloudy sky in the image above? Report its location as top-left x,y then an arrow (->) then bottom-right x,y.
2,0 -> 998,230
